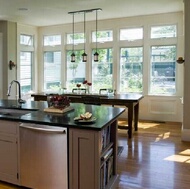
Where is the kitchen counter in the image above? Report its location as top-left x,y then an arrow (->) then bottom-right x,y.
0,99 -> 125,130
31,92 -> 143,138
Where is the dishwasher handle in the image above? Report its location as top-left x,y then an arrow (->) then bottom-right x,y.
20,123 -> 66,134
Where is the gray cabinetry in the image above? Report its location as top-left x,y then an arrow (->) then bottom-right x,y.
0,120 -> 19,185
69,119 -> 118,189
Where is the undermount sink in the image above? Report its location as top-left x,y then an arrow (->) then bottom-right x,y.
0,108 -> 35,118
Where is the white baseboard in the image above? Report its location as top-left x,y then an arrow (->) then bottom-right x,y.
181,128 -> 190,141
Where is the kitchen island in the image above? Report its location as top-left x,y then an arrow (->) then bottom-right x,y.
31,92 -> 144,138
0,100 -> 125,189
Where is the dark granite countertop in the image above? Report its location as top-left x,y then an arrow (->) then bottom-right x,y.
0,100 -> 125,130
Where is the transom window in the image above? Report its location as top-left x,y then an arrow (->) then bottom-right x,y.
44,35 -> 61,46
67,33 -> 85,44
151,25 -> 177,38
120,28 -> 143,41
92,30 -> 113,42
20,34 -> 33,46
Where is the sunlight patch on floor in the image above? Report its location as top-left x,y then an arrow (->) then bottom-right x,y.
118,120 -> 161,130
139,124 -> 159,129
164,149 -> 190,163
179,149 -> 190,155
155,132 -> 170,142
164,155 -> 190,163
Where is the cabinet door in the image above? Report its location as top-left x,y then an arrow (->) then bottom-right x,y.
0,135 -> 18,184
69,129 -> 100,189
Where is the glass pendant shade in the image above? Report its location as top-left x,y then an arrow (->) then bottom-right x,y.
82,52 -> 87,62
94,52 -> 99,62
71,52 -> 75,62
82,12 -> 87,62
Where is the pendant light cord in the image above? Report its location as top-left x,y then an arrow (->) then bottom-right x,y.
84,12 -> 86,53
68,8 -> 102,61
96,10 -> 98,51
72,14 -> 75,52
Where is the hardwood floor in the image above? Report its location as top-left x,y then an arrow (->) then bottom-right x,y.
0,182 -> 22,189
0,121 -> 190,189
117,120 -> 190,189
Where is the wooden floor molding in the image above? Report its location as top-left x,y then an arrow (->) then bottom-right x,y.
0,121 -> 189,189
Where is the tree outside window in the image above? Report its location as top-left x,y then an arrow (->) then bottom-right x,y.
66,50 -> 86,90
150,45 -> 176,94
92,48 -> 113,92
120,47 -> 143,93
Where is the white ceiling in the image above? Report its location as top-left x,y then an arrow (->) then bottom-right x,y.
0,0 -> 184,27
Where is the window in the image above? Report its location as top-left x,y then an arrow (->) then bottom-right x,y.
120,28 -> 143,41
44,51 -> 61,90
44,35 -> 61,46
150,45 -> 176,94
66,50 -> 86,90
43,35 -> 62,91
151,25 -> 177,38
44,51 -> 54,63
20,34 -> 34,94
92,48 -> 113,92
20,52 -> 33,93
67,33 -> 84,44
120,47 -> 143,93
92,30 -> 113,42
20,34 -> 33,46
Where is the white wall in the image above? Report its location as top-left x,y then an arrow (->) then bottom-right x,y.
182,0 -> 190,141
0,33 -> 2,99
0,21 -> 17,99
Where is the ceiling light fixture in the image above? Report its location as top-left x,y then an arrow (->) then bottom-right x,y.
68,8 -> 102,63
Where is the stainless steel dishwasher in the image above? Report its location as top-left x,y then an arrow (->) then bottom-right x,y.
19,123 -> 68,189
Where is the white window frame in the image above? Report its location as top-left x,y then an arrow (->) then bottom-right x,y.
148,24 -> 178,95
43,34 -> 62,92
19,34 -> 35,95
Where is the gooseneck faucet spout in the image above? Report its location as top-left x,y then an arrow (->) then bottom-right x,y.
7,80 -> 26,104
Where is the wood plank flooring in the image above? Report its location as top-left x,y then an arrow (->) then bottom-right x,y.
117,120 -> 190,189
0,121 -> 190,189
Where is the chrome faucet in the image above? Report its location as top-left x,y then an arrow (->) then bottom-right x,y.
7,80 -> 26,104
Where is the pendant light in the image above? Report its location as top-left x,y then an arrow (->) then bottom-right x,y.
71,13 -> 75,62
82,12 -> 87,62
68,8 -> 102,62
94,9 -> 99,62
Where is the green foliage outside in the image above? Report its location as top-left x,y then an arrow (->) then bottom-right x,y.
65,28 -> 176,94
